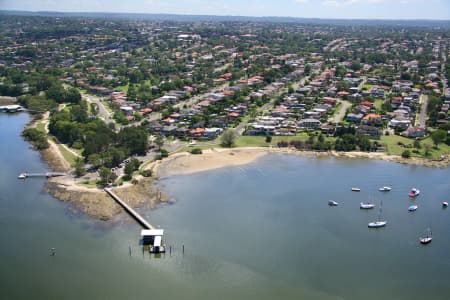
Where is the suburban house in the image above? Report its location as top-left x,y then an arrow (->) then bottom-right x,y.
356,125 -> 381,139
400,127 -> 426,138
298,118 -> 322,129
388,116 -> 411,130
362,113 -> 382,125
346,113 -> 364,123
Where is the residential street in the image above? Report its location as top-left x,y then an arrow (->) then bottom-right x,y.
417,94 -> 428,128
82,93 -> 115,124
329,99 -> 351,124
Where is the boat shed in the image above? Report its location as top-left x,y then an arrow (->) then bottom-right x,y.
141,229 -> 164,244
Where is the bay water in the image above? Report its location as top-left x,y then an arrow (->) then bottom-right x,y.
1,113 -> 449,300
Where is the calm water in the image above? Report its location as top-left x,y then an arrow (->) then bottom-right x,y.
1,113 -> 449,300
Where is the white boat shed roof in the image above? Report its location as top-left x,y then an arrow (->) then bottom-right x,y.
141,229 -> 164,237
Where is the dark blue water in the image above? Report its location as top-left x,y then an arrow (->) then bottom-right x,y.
1,113 -> 449,300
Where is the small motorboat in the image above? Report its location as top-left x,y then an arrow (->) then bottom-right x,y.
419,228 -> 432,245
368,221 -> 387,228
409,188 -> 420,197
18,173 -> 27,179
443,202 -> 449,208
408,205 -> 418,212
328,200 -> 339,206
351,188 -> 361,192
379,186 -> 392,192
360,202 -> 375,209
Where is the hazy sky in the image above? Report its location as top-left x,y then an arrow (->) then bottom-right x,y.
1,0 -> 449,20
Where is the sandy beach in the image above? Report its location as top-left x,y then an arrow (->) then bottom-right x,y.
154,147 -> 450,178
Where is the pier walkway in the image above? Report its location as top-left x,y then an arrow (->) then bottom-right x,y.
18,172 -> 67,179
104,188 -> 155,230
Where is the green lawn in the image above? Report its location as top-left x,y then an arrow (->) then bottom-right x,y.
421,137 -> 450,159
172,132 -> 449,160
79,181 -> 98,189
36,122 -> 46,133
235,133 -> 335,148
362,84 -> 373,91
373,99 -> 384,111
380,135 -> 450,159
52,138 -> 77,166
115,85 -> 128,92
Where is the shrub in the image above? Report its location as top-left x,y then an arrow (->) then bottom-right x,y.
190,148 -> 202,154
160,149 -> 169,158
401,150 -> 411,158
277,140 -> 289,147
122,174 -> 132,181
22,128 -> 49,150
140,170 -> 152,177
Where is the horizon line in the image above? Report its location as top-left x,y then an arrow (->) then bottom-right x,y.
1,9 -> 450,22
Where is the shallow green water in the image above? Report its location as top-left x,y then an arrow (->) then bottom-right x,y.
1,113 -> 449,300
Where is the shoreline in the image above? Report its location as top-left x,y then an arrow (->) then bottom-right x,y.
24,115 -> 166,221
153,146 -> 450,178
23,111 -> 448,221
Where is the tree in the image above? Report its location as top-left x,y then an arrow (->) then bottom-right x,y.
124,158 -> 141,178
46,84 -> 65,103
90,103 -> 99,116
74,157 -> 86,177
98,166 -> 117,186
318,134 -> 325,143
265,135 -> 272,143
22,128 -> 49,150
401,150 -> 411,158
424,144 -> 432,157
87,153 -> 102,168
431,130 -> 447,148
155,136 -> 164,150
117,127 -> 148,155
64,88 -> 81,104
221,129 -> 235,147
413,139 -> 421,149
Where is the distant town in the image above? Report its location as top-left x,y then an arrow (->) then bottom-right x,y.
1,12 -> 449,185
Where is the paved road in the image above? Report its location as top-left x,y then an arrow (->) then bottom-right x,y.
329,100 -> 351,124
233,76 -> 310,135
82,94 -> 115,124
358,76 -> 368,90
417,94 -> 428,128
174,83 -> 229,110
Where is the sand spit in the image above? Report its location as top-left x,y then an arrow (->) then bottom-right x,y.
46,177 -> 164,221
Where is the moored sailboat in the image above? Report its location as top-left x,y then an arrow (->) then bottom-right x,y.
360,202 -> 375,209
419,228 -> 432,245
378,186 -> 392,192
368,200 -> 387,228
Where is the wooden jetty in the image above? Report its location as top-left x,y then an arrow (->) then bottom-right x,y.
104,188 -> 165,253
18,172 -> 67,179
104,188 -> 155,230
